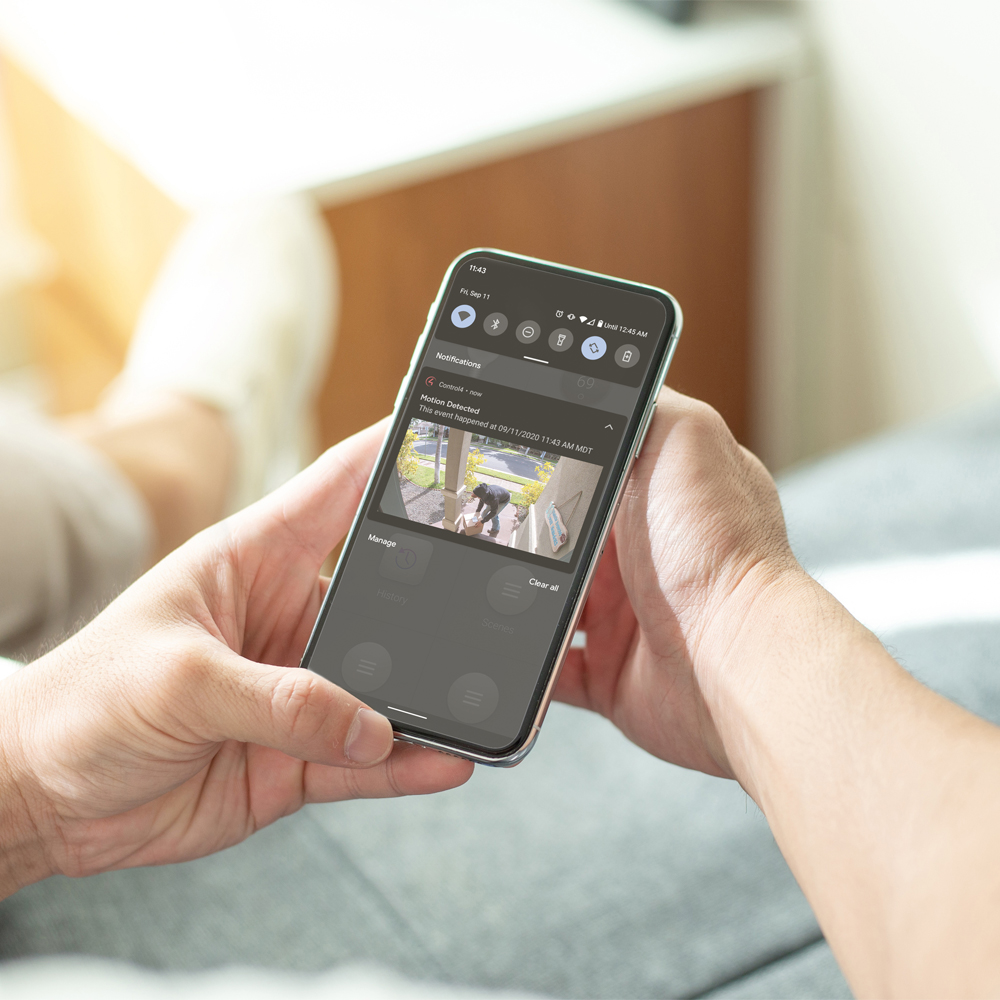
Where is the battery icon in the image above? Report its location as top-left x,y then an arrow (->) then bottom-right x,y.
597,320 -> 603,328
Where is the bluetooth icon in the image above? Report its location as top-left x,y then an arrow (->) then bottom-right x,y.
483,311 -> 508,336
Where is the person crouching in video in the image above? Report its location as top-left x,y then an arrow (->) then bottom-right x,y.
471,482 -> 510,537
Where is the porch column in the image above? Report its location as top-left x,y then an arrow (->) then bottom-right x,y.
442,429 -> 471,531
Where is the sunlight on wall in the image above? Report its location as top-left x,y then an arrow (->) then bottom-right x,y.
0,88 -> 50,380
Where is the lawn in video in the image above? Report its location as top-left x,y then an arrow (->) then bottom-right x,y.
379,418 -> 603,562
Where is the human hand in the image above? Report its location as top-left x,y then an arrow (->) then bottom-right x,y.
556,389 -> 815,781
0,421 -> 472,896
559,390 -> 1000,999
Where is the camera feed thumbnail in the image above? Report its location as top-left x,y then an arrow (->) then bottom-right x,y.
380,419 -> 603,562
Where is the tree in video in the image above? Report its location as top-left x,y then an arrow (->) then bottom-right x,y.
379,418 -> 603,562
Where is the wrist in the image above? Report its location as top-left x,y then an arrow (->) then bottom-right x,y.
693,560 -> 890,805
0,678 -> 54,898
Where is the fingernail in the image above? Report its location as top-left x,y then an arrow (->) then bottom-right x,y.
344,708 -> 391,764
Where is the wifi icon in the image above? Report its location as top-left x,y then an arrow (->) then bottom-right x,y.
579,315 -> 588,323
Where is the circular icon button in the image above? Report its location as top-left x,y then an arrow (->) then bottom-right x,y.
614,343 -> 641,368
451,305 -> 476,328
486,564 -> 537,616
548,328 -> 573,352
581,335 -> 607,360
483,312 -> 508,336
342,641 -> 392,693
448,672 -> 500,724
515,320 -> 541,345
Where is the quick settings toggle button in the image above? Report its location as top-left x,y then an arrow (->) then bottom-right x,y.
451,305 -> 476,328
614,344 -> 640,368
581,335 -> 607,360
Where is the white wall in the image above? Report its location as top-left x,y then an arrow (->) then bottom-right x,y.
754,0 -> 1000,470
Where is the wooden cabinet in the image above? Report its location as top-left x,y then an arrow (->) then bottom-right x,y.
322,90 -> 753,446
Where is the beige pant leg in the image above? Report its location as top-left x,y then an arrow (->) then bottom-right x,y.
0,403 -> 152,662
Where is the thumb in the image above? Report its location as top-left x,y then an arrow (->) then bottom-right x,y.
180,647 -> 394,767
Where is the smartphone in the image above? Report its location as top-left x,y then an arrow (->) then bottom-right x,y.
300,249 -> 681,765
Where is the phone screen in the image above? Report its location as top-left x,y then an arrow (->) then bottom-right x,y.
301,252 -> 677,760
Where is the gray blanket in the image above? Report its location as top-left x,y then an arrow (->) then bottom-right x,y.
3,396 -> 998,999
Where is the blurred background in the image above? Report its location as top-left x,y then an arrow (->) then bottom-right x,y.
0,0 -> 997,473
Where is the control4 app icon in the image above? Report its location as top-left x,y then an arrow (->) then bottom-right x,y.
451,305 -> 476,328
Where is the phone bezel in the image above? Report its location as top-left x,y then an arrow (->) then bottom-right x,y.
299,248 -> 682,766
